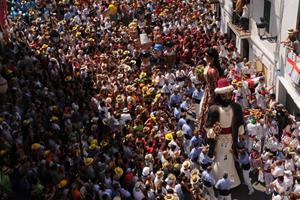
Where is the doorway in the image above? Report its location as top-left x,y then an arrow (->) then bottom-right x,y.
241,39 -> 249,60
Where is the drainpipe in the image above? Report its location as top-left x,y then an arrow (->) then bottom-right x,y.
273,0 -> 284,92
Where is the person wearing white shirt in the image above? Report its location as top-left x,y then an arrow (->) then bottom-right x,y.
291,177 -> 300,199
246,118 -> 257,151
284,170 -> 294,192
263,153 -> 274,195
155,74 -> 165,88
154,171 -> 164,191
165,72 -> 176,85
271,176 -> 287,198
133,182 -> 145,200
272,161 -> 285,178
284,153 -> 295,173
120,108 -> 132,126
240,4 -> 250,31
161,82 -> 172,96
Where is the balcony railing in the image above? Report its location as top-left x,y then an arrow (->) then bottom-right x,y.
228,1 -> 251,38
228,21 -> 251,39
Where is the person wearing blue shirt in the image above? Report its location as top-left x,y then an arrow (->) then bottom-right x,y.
192,84 -> 204,102
186,81 -> 196,96
64,11 -> 73,21
189,145 -> 201,163
215,172 -> 234,200
169,86 -> 182,107
202,166 -> 216,200
182,123 -> 192,138
173,105 -> 181,120
199,146 -> 213,170
190,135 -> 204,149
238,150 -> 254,195
276,151 -> 285,161
180,100 -> 189,112
178,117 -> 187,128
237,134 -> 246,151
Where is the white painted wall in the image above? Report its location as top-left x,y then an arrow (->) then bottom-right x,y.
219,0 -> 300,110
276,0 -> 300,109
220,0 -> 233,34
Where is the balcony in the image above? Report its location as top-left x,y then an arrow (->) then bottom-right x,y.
228,22 -> 251,39
228,12 -> 251,39
227,1 -> 251,39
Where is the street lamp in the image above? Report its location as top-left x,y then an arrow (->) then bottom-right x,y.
256,18 -> 278,42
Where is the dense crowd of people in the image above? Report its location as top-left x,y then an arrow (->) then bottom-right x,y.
0,0 -> 300,200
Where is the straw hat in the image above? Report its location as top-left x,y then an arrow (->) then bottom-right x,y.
44,150 -> 51,157
167,173 -> 176,181
0,150 -> 7,156
164,194 -> 179,200
84,157 -> 94,166
165,133 -> 173,141
128,21 -> 137,29
143,126 -> 150,133
190,174 -> 200,185
162,161 -> 170,169
116,95 -> 124,103
125,85 -> 136,93
156,170 -> 164,177
182,160 -> 191,170
31,143 -> 41,150
89,144 -> 97,150
41,44 -> 49,49
176,130 -> 184,137
190,168 -> 200,176
114,167 -> 124,176
145,154 -> 153,162
90,139 -> 98,145
288,28 -> 294,34
105,97 -> 112,104
123,107 -> 129,113
58,179 -> 68,188
173,163 -> 181,171
50,116 -> 59,122
91,117 -> 98,123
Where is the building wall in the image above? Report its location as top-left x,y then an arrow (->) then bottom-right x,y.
220,0 -> 233,34
276,0 -> 300,111
219,0 -> 300,112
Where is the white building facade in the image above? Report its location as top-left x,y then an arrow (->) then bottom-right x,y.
217,0 -> 300,115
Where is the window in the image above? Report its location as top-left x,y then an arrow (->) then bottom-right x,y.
263,0 -> 271,33
228,27 -> 236,43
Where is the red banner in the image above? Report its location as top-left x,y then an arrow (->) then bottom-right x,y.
287,51 -> 300,85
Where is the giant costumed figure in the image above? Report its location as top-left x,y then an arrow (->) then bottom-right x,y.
197,48 -> 222,135
205,78 -> 245,188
